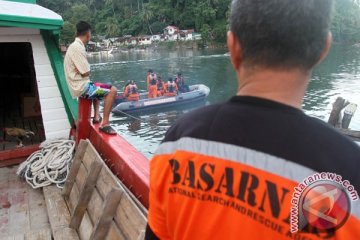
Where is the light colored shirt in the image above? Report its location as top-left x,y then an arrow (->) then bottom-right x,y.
64,38 -> 91,98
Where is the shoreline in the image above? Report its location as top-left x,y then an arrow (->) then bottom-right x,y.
85,40 -> 228,55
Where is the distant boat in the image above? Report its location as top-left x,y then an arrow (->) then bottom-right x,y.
112,84 -> 210,114
87,51 -> 101,57
108,47 -> 120,54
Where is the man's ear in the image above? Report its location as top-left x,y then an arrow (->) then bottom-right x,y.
227,31 -> 242,71
317,32 -> 332,65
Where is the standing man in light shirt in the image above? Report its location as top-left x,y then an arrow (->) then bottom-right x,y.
64,21 -> 117,135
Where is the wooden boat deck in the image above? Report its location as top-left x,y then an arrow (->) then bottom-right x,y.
0,166 -> 51,240
0,140 -> 147,240
0,106 -> 46,167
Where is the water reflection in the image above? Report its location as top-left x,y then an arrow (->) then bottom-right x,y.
90,46 -> 360,158
305,45 -> 360,129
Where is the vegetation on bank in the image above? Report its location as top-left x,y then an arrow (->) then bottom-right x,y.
38,0 -> 360,45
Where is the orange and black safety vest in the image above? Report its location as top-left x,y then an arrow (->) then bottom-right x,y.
150,78 -> 157,86
128,84 -> 138,95
157,81 -> 164,90
167,82 -> 176,93
147,96 -> 360,240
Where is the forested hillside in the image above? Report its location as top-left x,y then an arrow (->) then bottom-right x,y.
37,0 -> 360,45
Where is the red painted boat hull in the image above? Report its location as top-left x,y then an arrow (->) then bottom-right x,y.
77,98 -> 150,208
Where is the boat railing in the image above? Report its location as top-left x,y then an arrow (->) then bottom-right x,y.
77,98 -> 150,208
44,139 -> 147,239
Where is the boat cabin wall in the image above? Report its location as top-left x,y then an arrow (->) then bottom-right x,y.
0,27 -> 70,140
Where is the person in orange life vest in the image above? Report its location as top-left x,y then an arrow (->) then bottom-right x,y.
124,80 -> 140,101
156,77 -> 165,97
146,1 -> 360,240
148,73 -> 158,98
164,78 -> 178,97
146,69 -> 153,92
123,80 -> 130,93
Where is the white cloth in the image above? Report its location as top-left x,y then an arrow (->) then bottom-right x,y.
64,38 -> 91,98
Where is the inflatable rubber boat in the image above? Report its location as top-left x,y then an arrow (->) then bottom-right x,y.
112,84 -> 210,114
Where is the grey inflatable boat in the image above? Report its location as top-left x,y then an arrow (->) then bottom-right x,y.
112,84 -> 210,114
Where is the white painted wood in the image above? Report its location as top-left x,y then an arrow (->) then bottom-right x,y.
37,76 -> 58,88
45,130 -> 70,140
0,28 -> 71,140
0,34 -> 47,52
39,98 -> 65,110
43,119 -> 70,133
33,52 -> 51,65
41,108 -> 68,122
38,86 -> 61,99
34,64 -> 54,77
0,1 -> 63,22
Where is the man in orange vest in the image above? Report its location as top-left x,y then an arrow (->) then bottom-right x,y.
157,77 -> 165,97
148,73 -> 158,98
146,69 -> 153,92
124,80 -> 140,101
164,78 -> 178,97
147,69 -> 158,98
146,1 -> 360,240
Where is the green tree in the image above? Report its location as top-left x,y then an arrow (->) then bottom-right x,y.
67,4 -> 92,25
61,21 -> 76,44
105,17 -> 120,37
150,21 -> 167,34
38,0 -> 360,44
331,0 -> 360,43
200,24 -> 211,44
141,4 -> 154,35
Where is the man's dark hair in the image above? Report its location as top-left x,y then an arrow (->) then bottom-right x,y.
76,21 -> 91,36
230,0 -> 334,70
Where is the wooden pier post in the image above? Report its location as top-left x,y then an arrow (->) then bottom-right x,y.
328,97 -> 360,141
328,97 -> 348,127
342,103 -> 357,129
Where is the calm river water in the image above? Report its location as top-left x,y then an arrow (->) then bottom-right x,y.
88,45 -> 360,158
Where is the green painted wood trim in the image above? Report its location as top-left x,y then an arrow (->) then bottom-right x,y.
41,30 -> 78,123
5,0 -> 36,4
0,13 -> 63,30
0,20 -> 60,30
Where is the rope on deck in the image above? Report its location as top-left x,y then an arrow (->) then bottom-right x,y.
16,139 -> 75,189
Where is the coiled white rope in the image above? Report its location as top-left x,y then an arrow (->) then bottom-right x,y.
17,139 -> 75,189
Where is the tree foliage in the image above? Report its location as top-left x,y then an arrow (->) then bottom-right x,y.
37,0 -> 360,45
331,0 -> 360,43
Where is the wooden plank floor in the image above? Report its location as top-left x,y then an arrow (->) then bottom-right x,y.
0,166 -> 51,239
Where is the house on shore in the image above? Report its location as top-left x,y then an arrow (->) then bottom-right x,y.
138,35 -> 152,45
122,35 -> 138,46
164,26 -> 197,42
164,26 -> 179,41
151,34 -> 161,42
179,29 -> 194,41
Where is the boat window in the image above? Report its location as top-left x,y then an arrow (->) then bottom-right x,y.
0,42 -> 46,151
